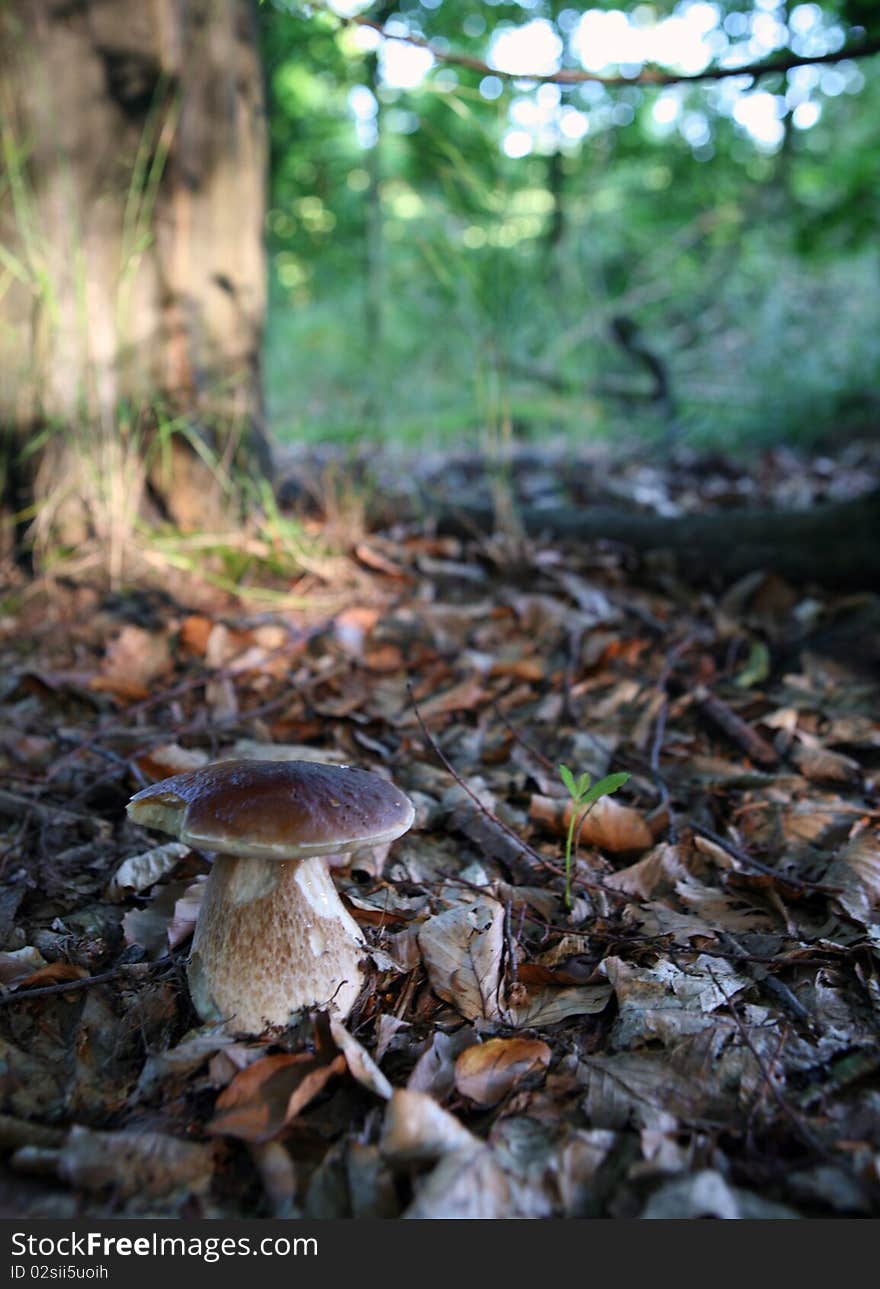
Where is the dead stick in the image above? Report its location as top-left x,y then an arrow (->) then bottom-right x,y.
0,956 -> 175,1007
704,963 -> 828,1158
693,684 -> 778,766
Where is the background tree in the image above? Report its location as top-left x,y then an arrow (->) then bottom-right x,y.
0,0 -> 269,556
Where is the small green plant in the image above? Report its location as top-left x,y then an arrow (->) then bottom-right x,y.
558,764 -> 631,910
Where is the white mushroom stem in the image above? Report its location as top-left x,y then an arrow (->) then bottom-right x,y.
186,854 -> 365,1034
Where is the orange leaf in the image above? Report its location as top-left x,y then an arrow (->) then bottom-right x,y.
17,962 -> 88,991
206,1051 -> 346,1143
454,1038 -> 551,1107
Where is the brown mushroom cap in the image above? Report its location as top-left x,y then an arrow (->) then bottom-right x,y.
127,759 -> 415,860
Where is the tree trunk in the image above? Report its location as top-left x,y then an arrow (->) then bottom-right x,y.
0,0 -> 270,553
433,487 -> 880,589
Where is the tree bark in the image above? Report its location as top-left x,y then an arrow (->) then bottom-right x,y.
433,486 -> 880,589
0,0 -> 270,547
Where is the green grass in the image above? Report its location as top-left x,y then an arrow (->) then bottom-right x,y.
264,243 -> 880,457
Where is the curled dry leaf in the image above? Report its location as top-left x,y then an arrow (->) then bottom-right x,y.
379,1089 -> 477,1165
605,843 -> 689,899
826,829 -> 880,930
529,793 -> 652,852
58,1125 -> 213,1199
506,984 -> 612,1029
329,1018 -> 393,1101
105,841 -> 190,901
640,1169 -> 798,1220
417,897 -> 505,1022
134,1023 -> 238,1100
96,626 -> 173,700
15,962 -> 88,991
0,947 -> 48,989
603,955 -> 752,1049
206,1051 -> 346,1143
454,1038 -> 551,1107
396,676 -> 488,727
134,743 -> 209,781
167,877 -> 206,949
792,739 -> 862,787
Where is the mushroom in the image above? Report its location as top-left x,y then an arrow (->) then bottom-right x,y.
126,759 -> 414,1033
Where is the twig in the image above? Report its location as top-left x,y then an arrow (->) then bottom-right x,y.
693,823 -> 838,894
406,683 -> 627,902
0,788 -> 103,830
692,684 -> 778,766
0,956 -> 176,1007
490,699 -> 556,774
704,963 -> 828,1158
648,633 -> 695,839
351,14 -> 880,90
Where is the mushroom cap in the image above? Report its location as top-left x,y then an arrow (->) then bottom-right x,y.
127,759 -> 415,860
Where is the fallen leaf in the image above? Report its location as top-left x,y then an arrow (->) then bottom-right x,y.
134,743 -> 210,780
96,626 -> 173,700
507,984 -> 612,1028
329,1018 -> 393,1100
134,1024 -> 239,1100
58,1125 -> 213,1199
396,676 -> 487,726
167,877 -> 206,949
605,843 -> 689,899
15,962 -> 88,991
417,897 -> 505,1021
454,1038 -> 551,1107
529,793 -> 652,852
106,841 -> 189,901
206,1051 -> 346,1142
179,614 -> 215,656
0,947 -> 48,989
826,830 -> 880,930
604,955 -> 752,1048
379,1089 -> 477,1164
641,1169 -> 798,1219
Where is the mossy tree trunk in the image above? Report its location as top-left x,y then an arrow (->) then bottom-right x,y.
0,0 -> 270,554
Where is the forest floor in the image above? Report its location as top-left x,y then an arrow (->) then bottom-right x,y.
1,437 -> 879,1219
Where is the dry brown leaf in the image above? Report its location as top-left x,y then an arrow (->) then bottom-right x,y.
329,1018 -> 393,1100
417,897 -> 505,1021
0,947 -> 47,988
792,740 -> 862,786
529,793 -> 652,852
97,626 -> 173,699
167,877 -> 206,949
454,1038 -> 551,1107
179,614 -> 215,656
58,1125 -> 213,1199
206,1051 -> 346,1143
134,1024 -> 239,1100
105,841 -> 190,901
826,830 -> 880,930
122,879 -> 195,956
604,955 -> 752,1048
379,1089 -> 477,1164
396,676 -> 487,726
16,962 -> 88,991
134,743 -> 210,781
507,984 -> 612,1029
605,843 -> 690,899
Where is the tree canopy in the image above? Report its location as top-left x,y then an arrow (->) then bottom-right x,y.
259,1 -> 880,450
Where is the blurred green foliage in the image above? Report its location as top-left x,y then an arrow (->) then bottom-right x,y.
259,1 -> 880,451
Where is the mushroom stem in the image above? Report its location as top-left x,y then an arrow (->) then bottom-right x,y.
187,853 -> 365,1033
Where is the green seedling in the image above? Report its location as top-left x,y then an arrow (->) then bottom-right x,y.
558,764 -> 631,909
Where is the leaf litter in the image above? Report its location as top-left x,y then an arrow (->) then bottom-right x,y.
0,441 -> 879,1218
